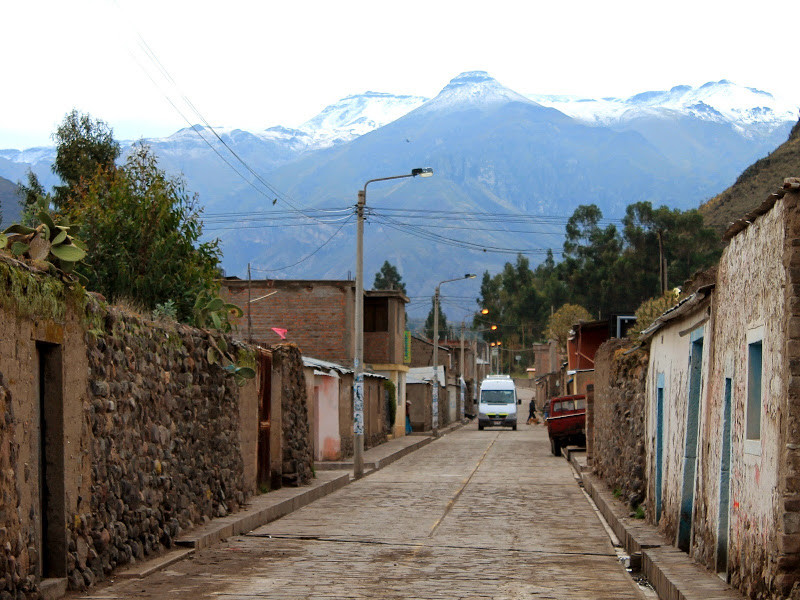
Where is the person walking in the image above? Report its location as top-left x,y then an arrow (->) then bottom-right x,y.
527,398 -> 538,424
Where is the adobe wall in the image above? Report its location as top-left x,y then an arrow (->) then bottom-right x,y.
702,195 -> 787,598
0,258 -> 260,594
0,260 -> 92,597
592,338 -> 648,509
644,303 -> 711,546
778,188 -> 800,597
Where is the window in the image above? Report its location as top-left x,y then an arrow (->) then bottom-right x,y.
364,298 -> 389,332
746,340 -> 762,442
481,390 -> 515,404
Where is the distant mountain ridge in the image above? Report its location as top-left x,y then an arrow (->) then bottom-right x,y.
0,71 -> 797,316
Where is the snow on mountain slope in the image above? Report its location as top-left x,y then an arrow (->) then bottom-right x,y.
415,71 -> 536,114
296,91 -> 427,147
530,80 -> 798,133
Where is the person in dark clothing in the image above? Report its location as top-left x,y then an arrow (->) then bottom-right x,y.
527,398 -> 538,424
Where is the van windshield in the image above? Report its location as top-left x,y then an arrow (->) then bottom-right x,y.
481,390 -> 515,404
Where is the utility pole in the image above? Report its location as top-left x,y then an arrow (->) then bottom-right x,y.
432,286 -> 440,436
354,169 -> 432,479
354,189 -> 366,478
657,229 -> 667,295
473,338 -> 478,413
460,321 -> 465,421
247,263 -> 252,343
432,274 -> 475,435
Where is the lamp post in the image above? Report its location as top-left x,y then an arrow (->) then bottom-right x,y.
354,167 -> 433,479
432,273 -> 476,435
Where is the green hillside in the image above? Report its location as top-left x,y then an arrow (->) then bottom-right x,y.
700,119 -> 800,232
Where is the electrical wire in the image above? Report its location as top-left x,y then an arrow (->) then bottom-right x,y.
248,216 -> 353,273
117,7 -> 335,226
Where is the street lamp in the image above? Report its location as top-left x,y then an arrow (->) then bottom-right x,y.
353,167 -> 433,479
432,273 -> 476,436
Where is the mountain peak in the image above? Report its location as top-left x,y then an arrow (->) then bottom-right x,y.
444,70 -> 497,87
418,71 -> 536,113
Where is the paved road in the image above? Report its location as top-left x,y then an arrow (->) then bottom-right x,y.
78,421 -> 644,599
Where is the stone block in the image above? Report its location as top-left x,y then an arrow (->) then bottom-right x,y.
779,534 -> 800,554
784,512 -> 800,535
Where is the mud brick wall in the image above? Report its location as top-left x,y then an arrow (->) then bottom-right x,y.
71,310 -> 253,590
272,344 -> 313,486
592,338 -> 648,510
0,372 -> 39,599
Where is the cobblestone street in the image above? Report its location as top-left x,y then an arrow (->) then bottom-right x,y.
77,421 -> 644,599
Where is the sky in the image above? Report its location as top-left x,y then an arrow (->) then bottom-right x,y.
2,0 -> 798,149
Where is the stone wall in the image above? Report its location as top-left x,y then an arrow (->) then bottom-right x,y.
70,308 -> 256,590
271,344 -> 312,486
592,338 -> 648,510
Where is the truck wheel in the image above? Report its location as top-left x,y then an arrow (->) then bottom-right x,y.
550,437 -> 561,456
512,424 -> 517,431
478,423 -> 484,431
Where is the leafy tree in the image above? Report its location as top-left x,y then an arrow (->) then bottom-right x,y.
620,201 -> 720,305
67,142 -> 221,320
52,109 -> 120,209
373,260 -> 406,293
546,304 -> 592,351
17,170 -> 48,226
424,296 -> 448,341
561,204 -> 625,317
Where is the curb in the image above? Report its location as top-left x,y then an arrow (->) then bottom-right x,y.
578,471 -> 743,600
106,420 -> 467,584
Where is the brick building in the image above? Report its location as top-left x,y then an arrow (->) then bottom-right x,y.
221,278 -> 410,437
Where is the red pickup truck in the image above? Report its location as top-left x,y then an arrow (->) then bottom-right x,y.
545,394 -> 586,456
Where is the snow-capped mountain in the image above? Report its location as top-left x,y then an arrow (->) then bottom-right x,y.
1,71 -> 798,315
295,91 -> 427,147
414,71 -> 533,114
530,80 -> 798,135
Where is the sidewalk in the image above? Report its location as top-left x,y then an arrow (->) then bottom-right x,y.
100,420 -> 467,586
564,448 -> 744,600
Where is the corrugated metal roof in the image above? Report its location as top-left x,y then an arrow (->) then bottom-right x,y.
407,365 -> 446,384
639,284 -> 714,341
302,356 -> 386,379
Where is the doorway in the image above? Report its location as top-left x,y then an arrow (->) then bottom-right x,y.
256,349 -> 272,490
716,377 -> 733,575
36,342 -> 66,579
678,331 -> 703,552
655,372 -> 665,522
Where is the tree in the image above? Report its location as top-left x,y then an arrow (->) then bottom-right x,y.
51,110 -> 120,209
546,304 -> 592,352
373,260 -> 406,293
68,142 -> 221,320
424,296 -> 448,341
17,170 -> 48,226
561,204 -> 625,317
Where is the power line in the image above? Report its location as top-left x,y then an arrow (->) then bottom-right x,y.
119,9 -> 334,226
248,217 -> 353,273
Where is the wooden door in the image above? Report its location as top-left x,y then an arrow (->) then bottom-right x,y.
257,349 -> 272,489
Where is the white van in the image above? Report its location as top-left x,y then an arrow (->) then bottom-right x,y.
477,375 -> 519,430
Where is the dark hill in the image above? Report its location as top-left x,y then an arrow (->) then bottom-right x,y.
0,176 -> 21,226
699,119 -> 800,232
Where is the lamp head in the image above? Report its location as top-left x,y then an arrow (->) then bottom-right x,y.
465,273 -> 476,279
481,308 -> 489,315
411,167 -> 434,178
